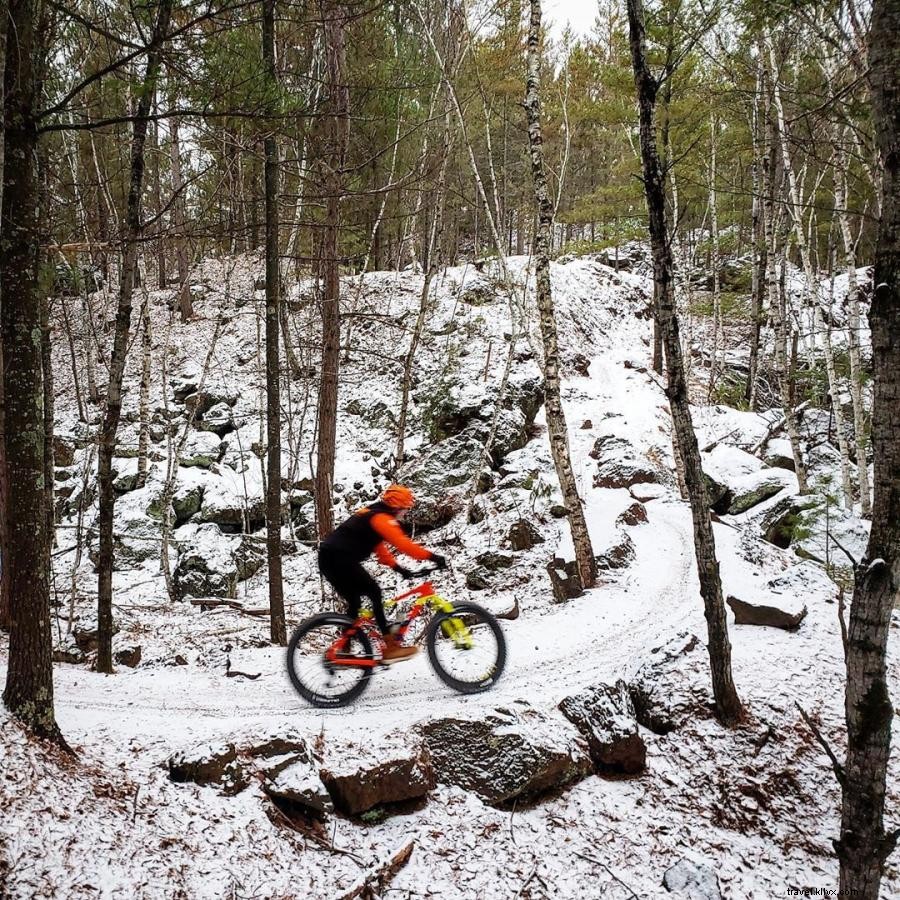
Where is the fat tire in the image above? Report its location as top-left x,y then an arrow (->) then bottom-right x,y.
286,613 -> 374,708
426,602 -> 506,693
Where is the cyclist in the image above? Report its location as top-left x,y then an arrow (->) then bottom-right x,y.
318,484 -> 447,662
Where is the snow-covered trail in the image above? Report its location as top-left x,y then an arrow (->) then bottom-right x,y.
44,499 -> 699,758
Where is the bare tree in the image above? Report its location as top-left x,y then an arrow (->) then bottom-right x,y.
96,0 -> 174,674
837,0 -> 900,891
314,0 -> 350,538
524,0 -> 597,590
626,0 -> 742,726
263,0 -> 286,644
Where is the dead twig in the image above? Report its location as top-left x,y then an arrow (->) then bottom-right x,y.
337,841 -> 415,900
795,702 -> 847,788
574,851 -> 640,900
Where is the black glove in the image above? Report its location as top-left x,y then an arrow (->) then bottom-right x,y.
394,564 -> 415,580
430,553 -> 448,570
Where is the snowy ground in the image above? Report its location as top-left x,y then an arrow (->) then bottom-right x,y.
1,254 -> 898,899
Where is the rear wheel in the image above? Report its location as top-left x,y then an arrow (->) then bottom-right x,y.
425,602 -> 506,694
286,613 -> 375,708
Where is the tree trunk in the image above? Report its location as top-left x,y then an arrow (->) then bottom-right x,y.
169,109 -> 193,321
262,0 -> 286,644
762,94 -> 809,492
707,115 -> 722,402
838,0 -> 900,891
1,0 -> 63,741
315,0 -> 349,538
96,0 -> 173,674
626,0 -> 742,727
834,137 -> 872,517
136,287 -> 152,479
0,4 -> 9,631
747,61 -> 765,409
525,0 -> 597,590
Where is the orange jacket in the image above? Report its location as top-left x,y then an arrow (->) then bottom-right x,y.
370,512 -> 432,568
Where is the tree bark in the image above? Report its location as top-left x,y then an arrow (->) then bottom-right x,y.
315,0 -> 349,538
0,3 -> 9,632
838,0 -> 900,891
834,136 -> 872,517
525,0 -> 597,589
169,107 -> 193,321
96,0 -> 173,674
626,0 -> 742,726
262,0 -> 286,644
1,0 -> 63,741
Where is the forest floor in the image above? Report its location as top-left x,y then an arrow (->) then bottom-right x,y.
1,253 -> 898,899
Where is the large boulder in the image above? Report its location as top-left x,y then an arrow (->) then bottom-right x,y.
726,473 -> 789,515
592,436 -> 662,490
759,495 -> 811,549
173,524 -> 238,600
629,632 -> 706,735
559,680 -> 646,774
197,401 -> 236,437
181,431 -> 224,469
168,742 -> 247,795
197,466 -> 267,532
595,531 -> 636,572
726,595 -> 807,630
419,705 -> 591,806
263,748 -> 332,816
319,740 -> 434,816
400,431 -> 483,531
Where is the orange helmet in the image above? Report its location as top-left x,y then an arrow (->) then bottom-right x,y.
381,484 -> 415,510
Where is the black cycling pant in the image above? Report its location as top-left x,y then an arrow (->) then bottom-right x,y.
318,547 -> 389,634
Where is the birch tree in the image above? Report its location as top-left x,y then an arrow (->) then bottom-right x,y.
524,0 -> 597,590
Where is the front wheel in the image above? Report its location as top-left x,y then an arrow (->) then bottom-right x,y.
286,613 -> 375,708
426,602 -> 506,694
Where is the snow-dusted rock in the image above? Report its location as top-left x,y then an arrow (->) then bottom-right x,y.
727,595 -> 807,630
616,501 -> 648,526
726,473 -> 789,515
629,633 -> 706,735
181,431 -> 224,469
506,518 -> 546,550
420,704 -> 591,806
595,530 -> 636,572
198,401 -> 236,437
264,757 -> 332,815
592,436 -> 662,490
663,858 -> 722,899
173,524 -> 238,600
629,482 -> 667,502
319,740 -> 434,816
546,557 -> 584,603
168,742 -> 247,795
114,645 -> 142,668
559,680 -> 646,775
763,437 -> 796,471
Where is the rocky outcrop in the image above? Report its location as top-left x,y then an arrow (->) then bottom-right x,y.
420,705 -> 591,806
181,431 -> 224,469
726,595 -> 807,630
559,680 -> 646,774
319,741 -> 434,816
